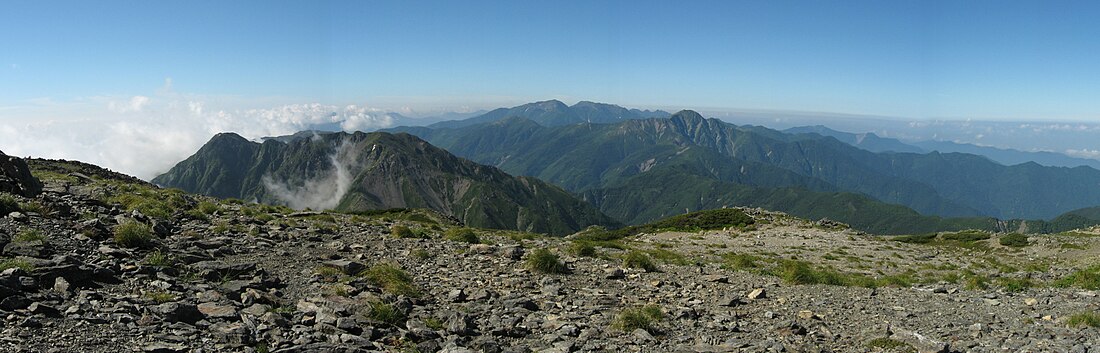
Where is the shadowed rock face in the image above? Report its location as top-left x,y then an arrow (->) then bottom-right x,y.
0,150 -> 42,197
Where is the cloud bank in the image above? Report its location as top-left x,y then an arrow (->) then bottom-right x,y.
0,87 -> 395,180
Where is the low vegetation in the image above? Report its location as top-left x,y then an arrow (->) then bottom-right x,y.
1055,265 -> 1100,290
0,258 -> 34,272
865,337 -> 916,353
105,184 -> 191,220
0,194 -> 19,214
721,253 -> 763,271
1066,312 -> 1100,328
998,233 -> 1029,247
145,290 -> 177,304
143,250 -> 175,268
13,229 -> 44,242
364,300 -> 405,327
361,263 -> 419,297
622,251 -> 658,272
777,260 -> 851,286
443,228 -> 480,244
113,221 -> 154,248
892,230 -> 996,251
314,266 -> 344,282
612,304 -> 664,333
390,225 -> 421,239
526,248 -> 568,274
996,277 -> 1033,293
567,241 -> 598,257
576,208 -> 754,241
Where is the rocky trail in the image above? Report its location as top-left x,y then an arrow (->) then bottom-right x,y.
1,155 -> 1099,352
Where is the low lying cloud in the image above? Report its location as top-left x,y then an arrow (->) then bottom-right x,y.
1066,149 -> 1100,160
261,140 -> 363,210
0,85 -> 396,180
108,95 -> 150,113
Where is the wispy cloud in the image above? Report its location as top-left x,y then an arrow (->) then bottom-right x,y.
262,139 -> 362,210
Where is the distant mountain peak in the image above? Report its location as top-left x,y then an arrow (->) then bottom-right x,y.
211,132 -> 248,142
427,100 -> 670,129
529,99 -> 568,109
670,110 -> 706,123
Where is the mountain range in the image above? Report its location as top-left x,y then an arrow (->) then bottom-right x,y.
427,100 -> 671,129
785,125 -> 1100,170
155,100 -> 1100,235
383,102 -> 1100,233
152,131 -> 618,235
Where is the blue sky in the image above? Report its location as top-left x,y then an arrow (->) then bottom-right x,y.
3,0 -> 1099,120
4,0 -> 1100,179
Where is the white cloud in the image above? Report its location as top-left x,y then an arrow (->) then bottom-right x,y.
0,87 -> 396,180
107,95 -> 150,113
1066,149 -> 1100,160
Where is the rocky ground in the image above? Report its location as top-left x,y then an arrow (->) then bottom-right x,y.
1,155 -> 1100,353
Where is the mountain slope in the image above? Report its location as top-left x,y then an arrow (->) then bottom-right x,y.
784,125 -> 924,153
396,112 -> 980,218
427,100 -> 670,129
913,140 -> 1100,170
390,109 -> 1100,224
153,131 -> 618,235
786,124 -> 1100,170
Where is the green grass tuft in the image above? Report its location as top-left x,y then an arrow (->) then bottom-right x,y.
892,233 -> 937,244
999,233 -> 1029,247
13,229 -> 44,242
391,225 -> 422,239
444,228 -> 480,244
0,258 -> 34,272
314,266 -> 344,282
777,260 -> 847,286
364,300 -> 405,327
143,250 -> 175,267
0,194 -> 21,214
996,277 -> 1033,292
866,337 -> 916,352
361,263 -> 419,297
526,248 -> 568,274
1055,265 -> 1100,290
1067,312 -> 1100,328
411,249 -> 432,260
145,290 -> 177,303
964,273 -> 990,290
622,251 -> 658,272
612,304 -> 664,333
568,241 -> 598,257
576,208 -> 754,241
113,221 -> 154,248
721,253 -> 763,270
941,230 -> 991,242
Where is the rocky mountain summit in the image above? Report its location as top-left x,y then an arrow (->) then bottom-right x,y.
2,156 -> 1100,352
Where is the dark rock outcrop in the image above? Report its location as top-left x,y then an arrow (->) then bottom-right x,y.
0,150 -> 42,197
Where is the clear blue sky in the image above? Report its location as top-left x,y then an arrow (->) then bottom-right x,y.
3,0 -> 1100,120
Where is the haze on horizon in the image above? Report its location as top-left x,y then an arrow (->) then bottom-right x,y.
2,0 -> 1100,179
